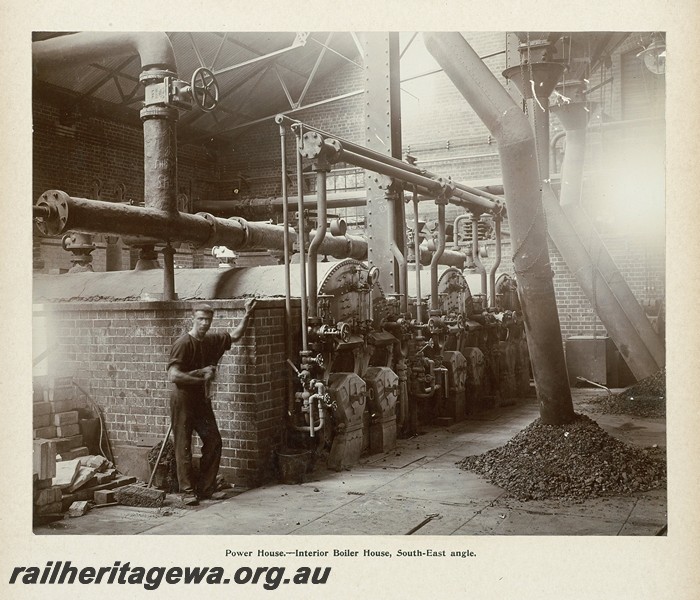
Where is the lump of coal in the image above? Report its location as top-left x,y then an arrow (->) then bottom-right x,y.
457,414 -> 665,501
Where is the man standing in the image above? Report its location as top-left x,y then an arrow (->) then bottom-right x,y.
167,299 -> 257,505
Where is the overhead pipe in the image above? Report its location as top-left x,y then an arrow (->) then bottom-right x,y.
277,115 -> 503,206
33,191 -> 468,269
32,191 -> 367,260
193,191 -> 367,218
418,242 -> 466,269
297,132 -> 500,213
327,143 -> 499,213
488,216 -> 502,307
32,32 -> 177,75
424,32 -> 575,425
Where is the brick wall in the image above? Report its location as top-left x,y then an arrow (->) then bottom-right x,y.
33,99 -> 221,273
33,299 -> 294,488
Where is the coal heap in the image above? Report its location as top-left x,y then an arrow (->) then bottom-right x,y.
585,369 -> 666,418
457,414 -> 666,501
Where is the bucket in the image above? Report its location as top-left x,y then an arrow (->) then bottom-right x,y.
277,449 -> 312,484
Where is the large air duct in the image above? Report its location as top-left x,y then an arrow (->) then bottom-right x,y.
423,32 -> 575,424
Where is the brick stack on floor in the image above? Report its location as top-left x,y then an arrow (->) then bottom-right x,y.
33,376 -> 90,461
32,376 -> 139,520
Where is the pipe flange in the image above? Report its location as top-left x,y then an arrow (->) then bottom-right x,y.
139,69 -> 177,85
193,211 -> 218,248
300,131 -> 324,159
330,218 -> 347,237
228,216 -> 250,247
140,105 -> 179,121
34,190 -> 70,236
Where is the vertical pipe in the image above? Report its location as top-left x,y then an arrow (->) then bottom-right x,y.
295,127 -> 309,351
280,124 -> 292,334
161,244 -> 176,300
280,123 -> 295,414
398,193 -> 409,315
387,192 -> 408,314
488,217 -> 502,307
430,202 -> 446,311
471,215 -> 487,296
412,187 -> 423,324
308,168 -> 328,319
142,114 -> 179,214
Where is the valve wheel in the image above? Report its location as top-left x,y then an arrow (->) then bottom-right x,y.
191,67 -> 219,112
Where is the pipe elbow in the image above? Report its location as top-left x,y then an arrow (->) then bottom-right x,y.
33,32 -> 177,77
131,32 -> 177,71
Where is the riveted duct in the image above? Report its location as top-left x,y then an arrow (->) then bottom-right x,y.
423,32 -> 574,424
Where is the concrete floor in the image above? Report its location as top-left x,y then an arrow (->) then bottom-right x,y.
34,389 -> 666,536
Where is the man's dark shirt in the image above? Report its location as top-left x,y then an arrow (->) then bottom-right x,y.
168,332 -> 232,401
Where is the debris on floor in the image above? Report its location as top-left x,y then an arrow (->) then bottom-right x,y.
457,413 -> 666,502
115,484 -> 166,508
580,369 -> 666,418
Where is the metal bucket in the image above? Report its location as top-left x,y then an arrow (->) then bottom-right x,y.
276,449 -> 311,484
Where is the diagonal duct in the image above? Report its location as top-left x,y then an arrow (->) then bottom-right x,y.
423,32 -> 575,424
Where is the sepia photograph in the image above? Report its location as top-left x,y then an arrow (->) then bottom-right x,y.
2,1 -> 699,598
30,29 -> 667,537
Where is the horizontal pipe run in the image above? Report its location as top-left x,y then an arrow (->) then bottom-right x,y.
193,191 -> 367,217
335,147 -> 497,212
33,190 -> 367,260
279,114 -> 502,206
34,191 -> 469,269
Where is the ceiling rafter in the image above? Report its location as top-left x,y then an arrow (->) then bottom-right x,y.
210,32 -> 309,79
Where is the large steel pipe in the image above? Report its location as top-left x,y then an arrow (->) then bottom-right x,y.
32,32 -> 177,75
424,32 -> 574,424
33,190 -> 368,260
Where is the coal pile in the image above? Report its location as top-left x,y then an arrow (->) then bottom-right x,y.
148,439 -> 179,492
457,414 -> 666,501
584,369 -> 665,418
